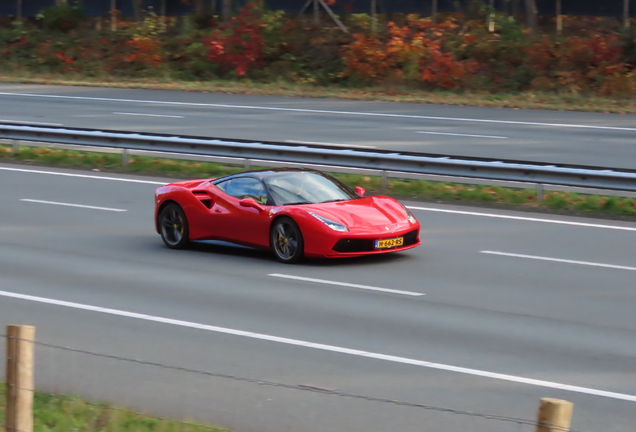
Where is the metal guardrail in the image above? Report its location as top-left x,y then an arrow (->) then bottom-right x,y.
2,123 -> 636,194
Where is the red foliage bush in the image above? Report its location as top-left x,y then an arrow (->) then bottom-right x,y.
523,34 -> 631,95
204,3 -> 264,76
0,11 -> 633,97
124,36 -> 162,67
342,16 -> 477,89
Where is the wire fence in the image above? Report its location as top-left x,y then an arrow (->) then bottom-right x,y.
0,332 -> 585,432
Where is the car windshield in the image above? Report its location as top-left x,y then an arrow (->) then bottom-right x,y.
264,172 -> 359,206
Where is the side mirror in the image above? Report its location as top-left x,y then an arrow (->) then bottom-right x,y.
239,198 -> 265,212
354,186 -> 366,197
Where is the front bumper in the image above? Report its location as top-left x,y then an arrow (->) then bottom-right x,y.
304,226 -> 421,258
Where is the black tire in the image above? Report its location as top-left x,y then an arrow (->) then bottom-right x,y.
271,217 -> 304,264
159,203 -> 190,249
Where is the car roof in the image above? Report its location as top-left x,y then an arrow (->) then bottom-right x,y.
212,168 -> 321,183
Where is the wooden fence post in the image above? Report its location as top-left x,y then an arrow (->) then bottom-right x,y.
5,325 -> 35,432
535,398 -> 573,432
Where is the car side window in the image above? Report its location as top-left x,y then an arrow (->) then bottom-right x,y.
215,179 -> 229,192
217,177 -> 270,205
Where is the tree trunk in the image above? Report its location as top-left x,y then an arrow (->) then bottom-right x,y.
222,0 -> 231,21
524,0 -> 538,34
194,0 -> 205,14
131,0 -> 142,22
111,0 -> 118,31
511,0 -> 520,19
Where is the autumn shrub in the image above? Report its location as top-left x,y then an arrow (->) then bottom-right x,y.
451,18 -> 538,92
520,34 -> 636,96
0,21 -> 40,69
38,2 -> 85,33
618,27 -> 636,67
0,9 -> 634,97
342,15 -> 477,88
203,3 -> 265,77
260,13 -> 348,84
280,30 -> 348,84
122,36 -> 163,71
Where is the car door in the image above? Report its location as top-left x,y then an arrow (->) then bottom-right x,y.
211,176 -> 272,248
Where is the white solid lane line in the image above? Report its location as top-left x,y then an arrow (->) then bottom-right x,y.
2,167 -> 636,232
0,288 -> 634,402
481,251 -> 636,272
407,206 -> 636,232
0,91 -> 635,132
268,273 -> 424,296
113,112 -> 185,119
0,119 -> 63,126
0,167 -> 165,185
20,199 -> 127,212
417,131 -> 507,139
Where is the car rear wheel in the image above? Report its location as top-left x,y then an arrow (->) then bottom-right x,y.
159,203 -> 189,249
271,217 -> 304,263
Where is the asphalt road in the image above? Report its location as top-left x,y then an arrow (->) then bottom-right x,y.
1,163 -> 635,432
1,83 -> 636,169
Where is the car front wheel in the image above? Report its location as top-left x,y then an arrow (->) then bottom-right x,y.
159,203 -> 190,249
271,217 -> 304,263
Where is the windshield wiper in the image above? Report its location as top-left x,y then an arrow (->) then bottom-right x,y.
319,199 -> 349,203
283,201 -> 310,206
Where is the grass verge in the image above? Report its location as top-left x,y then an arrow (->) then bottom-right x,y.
1,144 -> 635,219
1,73 -> 635,114
0,383 -> 225,432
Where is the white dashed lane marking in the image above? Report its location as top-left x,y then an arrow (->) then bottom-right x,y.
481,251 -> 636,272
268,273 -> 424,297
20,199 -> 127,212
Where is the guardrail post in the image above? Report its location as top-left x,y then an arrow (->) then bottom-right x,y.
535,398 -> 573,432
122,148 -> 129,166
5,325 -> 35,432
244,159 -> 251,170
536,183 -> 544,202
12,140 -> 18,154
381,171 -> 388,191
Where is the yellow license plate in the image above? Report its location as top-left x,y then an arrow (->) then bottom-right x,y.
375,237 -> 404,249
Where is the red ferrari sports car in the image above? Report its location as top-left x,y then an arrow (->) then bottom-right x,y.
154,168 -> 420,263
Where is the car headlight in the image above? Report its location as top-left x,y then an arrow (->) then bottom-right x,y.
400,204 -> 417,224
308,211 -> 349,232
406,209 -> 417,224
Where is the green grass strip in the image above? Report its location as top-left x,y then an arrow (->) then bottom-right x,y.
1,145 -> 635,218
0,383 -> 226,432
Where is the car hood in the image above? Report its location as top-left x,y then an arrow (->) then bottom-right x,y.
302,196 -> 409,229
